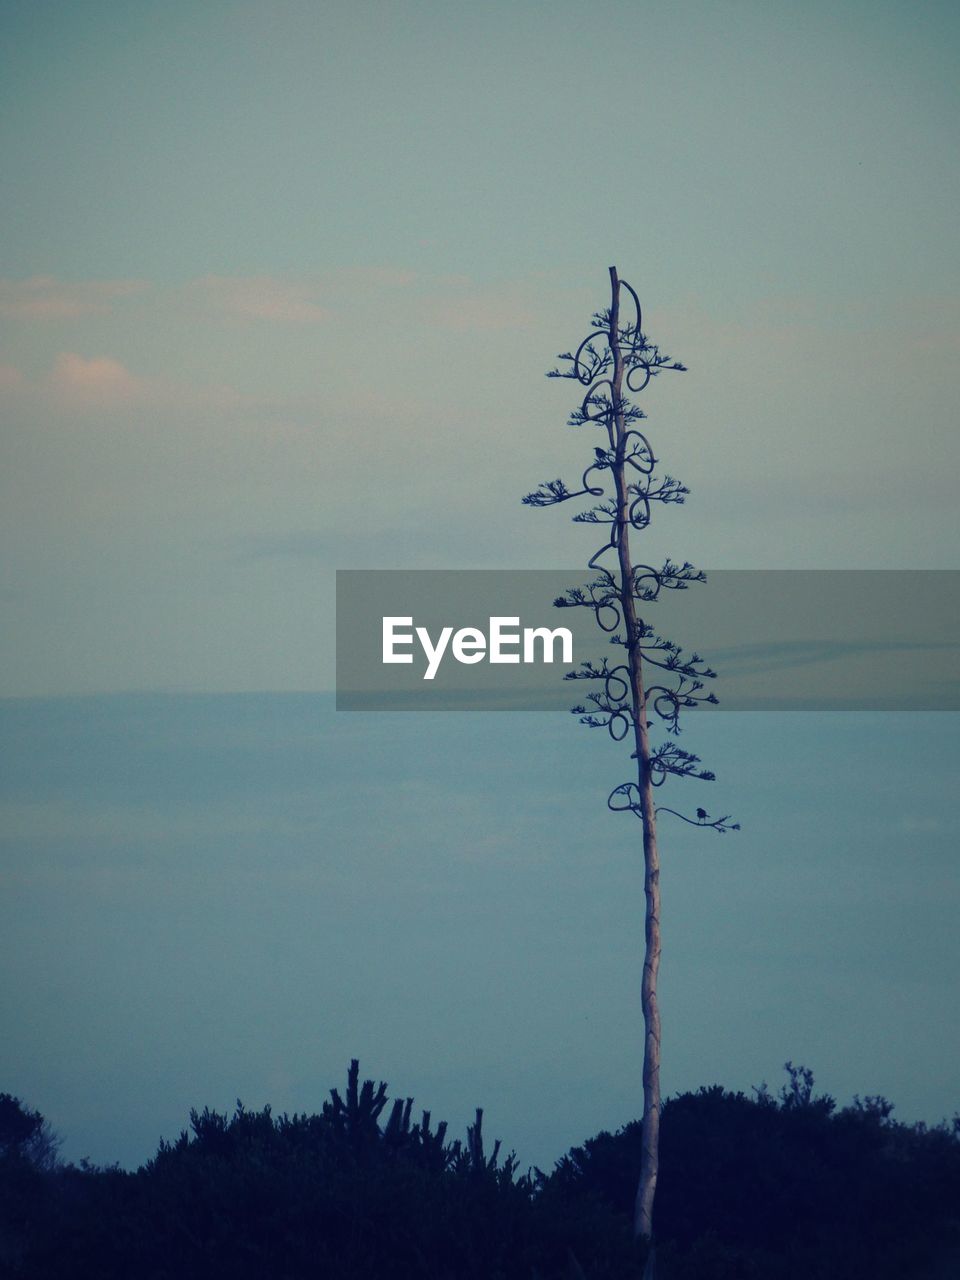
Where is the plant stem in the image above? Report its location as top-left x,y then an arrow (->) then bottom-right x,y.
608,265 -> 662,1243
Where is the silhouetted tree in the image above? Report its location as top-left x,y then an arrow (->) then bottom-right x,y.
523,268 -> 737,1251
0,1092 -> 60,1171
548,1064 -> 960,1279
3,1065 -> 959,1278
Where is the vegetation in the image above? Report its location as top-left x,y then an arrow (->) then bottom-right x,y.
2,1063 -> 958,1279
524,267 -> 736,1244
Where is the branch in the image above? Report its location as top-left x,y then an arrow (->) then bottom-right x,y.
655,806 -> 740,834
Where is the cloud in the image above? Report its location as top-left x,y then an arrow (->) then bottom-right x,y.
189,275 -> 330,324
710,637 -> 958,677
0,276 -> 148,320
0,268 -> 422,332
417,280 -> 536,331
330,266 -> 417,288
897,816 -> 946,834
48,352 -> 146,407
0,362 -> 24,391
0,350 -> 262,417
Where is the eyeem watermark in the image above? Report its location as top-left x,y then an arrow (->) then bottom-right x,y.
336,569 -> 960,711
383,616 -> 573,680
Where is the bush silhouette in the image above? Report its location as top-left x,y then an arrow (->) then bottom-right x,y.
2,1063 -> 958,1279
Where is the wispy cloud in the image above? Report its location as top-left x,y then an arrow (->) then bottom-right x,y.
328,266 -> 417,289
416,279 -> 536,331
48,352 -> 146,408
0,352 -> 252,414
897,815 -> 947,834
0,268 -> 549,337
186,275 -> 331,324
0,362 -> 25,391
0,268 -> 419,329
0,276 -> 148,320
710,637 -> 959,677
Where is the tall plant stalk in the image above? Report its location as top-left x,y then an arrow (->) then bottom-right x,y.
523,267 -> 737,1248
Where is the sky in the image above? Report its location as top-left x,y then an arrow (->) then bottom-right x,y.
1,0 -> 958,1170
2,696 -> 958,1171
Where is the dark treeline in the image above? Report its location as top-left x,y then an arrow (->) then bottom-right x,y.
2,1062 -> 959,1279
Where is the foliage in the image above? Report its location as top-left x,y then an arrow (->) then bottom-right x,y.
523,270 -> 736,835
550,1065 -> 960,1279
2,1063 -> 958,1279
0,1093 -> 61,1172
0,1062 -> 644,1280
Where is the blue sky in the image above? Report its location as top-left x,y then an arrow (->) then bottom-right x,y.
1,0 -> 958,1169
2,0 -> 959,691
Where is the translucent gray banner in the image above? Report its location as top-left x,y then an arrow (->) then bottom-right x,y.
335,570 -> 959,711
